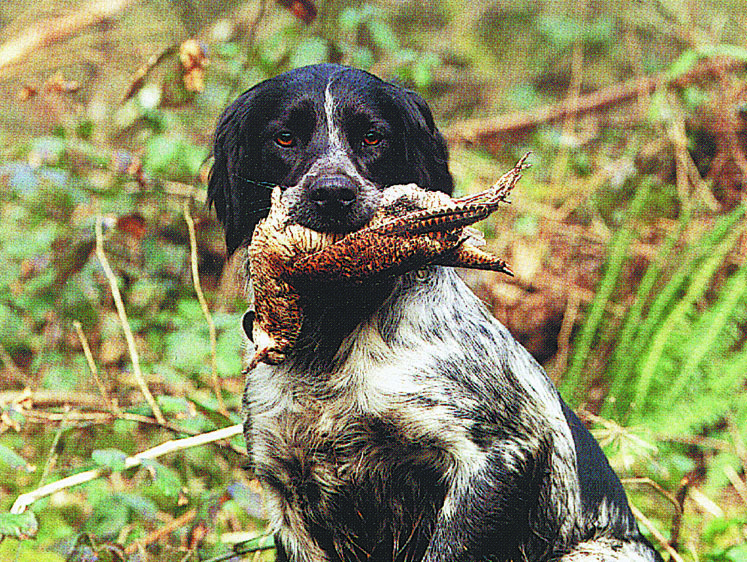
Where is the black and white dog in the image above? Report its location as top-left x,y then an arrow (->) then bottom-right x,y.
209,64 -> 663,562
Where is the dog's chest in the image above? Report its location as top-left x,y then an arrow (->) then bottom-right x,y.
246,330 -> 476,560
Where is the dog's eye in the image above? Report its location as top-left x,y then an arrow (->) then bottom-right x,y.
362,130 -> 382,146
275,131 -> 295,147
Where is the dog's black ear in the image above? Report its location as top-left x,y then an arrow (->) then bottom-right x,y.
208,89 -> 274,255
402,90 -> 454,195
208,102 -> 237,251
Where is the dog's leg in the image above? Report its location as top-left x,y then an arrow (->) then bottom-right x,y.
422,437 -> 554,562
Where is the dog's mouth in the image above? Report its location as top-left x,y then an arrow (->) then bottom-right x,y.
280,174 -> 382,238
268,186 -> 348,253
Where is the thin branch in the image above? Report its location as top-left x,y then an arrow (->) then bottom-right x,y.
23,409 -> 186,435
723,465 -> 747,508
0,0 -> 136,76
37,409 -> 69,487
628,502 -> 684,562
95,214 -> 165,424
669,476 -> 690,551
446,57 -> 746,148
552,0 -> 585,185
550,288 -> 580,383
10,424 -> 243,515
621,477 -> 681,514
73,320 -> 118,413
124,508 -> 197,555
162,180 -> 206,203
122,44 -> 178,102
183,198 -> 227,415
0,389 -> 109,409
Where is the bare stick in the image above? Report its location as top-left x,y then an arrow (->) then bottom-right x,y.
1,390 -> 116,410
446,57 -> 746,147
124,508 -> 197,555
0,0 -> 135,76
183,199 -> 227,415
10,424 -> 243,514
628,502 -> 684,562
122,44 -> 177,102
73,320 -> 118,413
669,476 -> 690,551
551,289 -> 580,383
621,477 -> 681,514
95,215 -> 165,424
37,409 -> 69,487
552,3 -> 585,185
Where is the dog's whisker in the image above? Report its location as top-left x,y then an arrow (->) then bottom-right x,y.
231,172 -> 277,190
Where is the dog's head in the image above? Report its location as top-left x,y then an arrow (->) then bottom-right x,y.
208,63 -> 453,254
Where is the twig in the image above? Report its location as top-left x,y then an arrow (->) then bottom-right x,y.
664,93 -> 718,212
0,389 -> 110,409
246,0 -> 268,48
728,416 -> 747,473
183,198 -> 227,415
10,424 -> 243,515
162,180 -> 206,203
37,409 -> 69,487
73,320 -> 118,413
669,476 -> 690,551
723,465 -> 747,508
124,508 -> 197,555
621,477 -> 681,514
628,502 -> 684,562
446,57 -> 746,148
552,1 -> 585,185
122,44 -> 178,102
0,0 -> 135,76
623,26 -> 651,118
95,214 -> 165,424
551,288 -> 580,383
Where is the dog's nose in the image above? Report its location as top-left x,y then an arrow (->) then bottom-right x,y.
308,175 -> 357,217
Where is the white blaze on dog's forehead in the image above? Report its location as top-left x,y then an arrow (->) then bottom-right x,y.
324,81 -> 344,150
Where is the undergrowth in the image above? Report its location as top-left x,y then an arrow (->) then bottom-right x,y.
1,0 -> 746,561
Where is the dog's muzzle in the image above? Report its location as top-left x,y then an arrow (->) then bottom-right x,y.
308,174 -> 358,220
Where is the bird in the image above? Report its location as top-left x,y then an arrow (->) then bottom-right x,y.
244,155 -> 529,369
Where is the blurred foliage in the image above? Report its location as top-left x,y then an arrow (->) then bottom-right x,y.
1,0 -> 746,560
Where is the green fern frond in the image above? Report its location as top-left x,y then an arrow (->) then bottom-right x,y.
604,211 -> 689,416
664,263 -> 747,403
563,178 -> 654,405
629,222 -> 746,421
621,205 -> 746,392
650,339 -> 747,436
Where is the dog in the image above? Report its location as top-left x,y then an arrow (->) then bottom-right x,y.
209,64 -> 663,562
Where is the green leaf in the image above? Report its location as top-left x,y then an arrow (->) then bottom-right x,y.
84,497 -> 130,538
141,459 -> 181,499
91,449 -> 129,472
666,49 -> 700,80
0,444 -> 32,471
0,511 -> 38,539
725,544 -> 747,562
367,19 -> 398,51
155,395 -> 190,416
142,135 -> 208,181
290,37 -> 329,68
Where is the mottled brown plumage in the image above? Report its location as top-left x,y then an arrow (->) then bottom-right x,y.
247,155 -> 529,368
